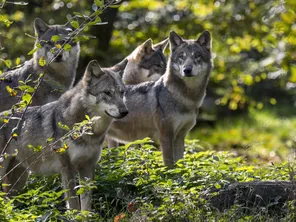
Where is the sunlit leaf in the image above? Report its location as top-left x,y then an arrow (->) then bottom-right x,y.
38,57 -> 46,67
22,93 -> 32,105
63,43 -> 72,51
70,20 -> 79,29
15,57 -> 21,66
27,47 -> 38,55
51,35 -> 61,42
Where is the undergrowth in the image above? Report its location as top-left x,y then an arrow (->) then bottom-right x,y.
0,137 -> 295,221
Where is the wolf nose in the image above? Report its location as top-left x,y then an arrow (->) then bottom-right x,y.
120,110 -> 129,117
55,54 -> 63,62
183,66 -> 192,76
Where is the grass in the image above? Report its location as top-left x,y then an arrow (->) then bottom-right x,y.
189,108 -> 296,164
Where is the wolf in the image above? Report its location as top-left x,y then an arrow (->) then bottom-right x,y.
0,60 -> 128,210
0,18 -> 80,196
106,38 -> 168,147
107,30 -> 213,167
0,18 -> 80,111
121,38 -> 168,85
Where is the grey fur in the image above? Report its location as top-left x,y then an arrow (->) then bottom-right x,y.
0,60 -> 128,210
0,18 -> 80,111
121,38 -> 168,85
107,31 -> 213,167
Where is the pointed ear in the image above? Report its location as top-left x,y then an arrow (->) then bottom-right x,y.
169,31 -> 184,51
83,60 -> 104,84
110,58 -> 128,77
34,18 -> 49,38
196,30 -> 212,51
153,38 -> 169,52
139,38 -> 153,54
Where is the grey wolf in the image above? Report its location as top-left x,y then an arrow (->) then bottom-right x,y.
107,38 -> 168,148
0,18 -> 80,197
0,60 -> 128,210
121,38 -> 168,85
0,18 -> 80,111
107,30 -> 213,167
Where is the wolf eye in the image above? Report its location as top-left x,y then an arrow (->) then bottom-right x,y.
178,53 -> 185,60
155,63 -> 162,68
104,91 -> 111,96
195,56 -> 201,62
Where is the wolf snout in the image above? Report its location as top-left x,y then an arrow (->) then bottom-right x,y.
183,65 -> 193,76
55,54 -> 63,62
119,110 -> 129,118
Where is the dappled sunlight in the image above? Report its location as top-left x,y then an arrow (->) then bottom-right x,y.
189,109 -> 296,164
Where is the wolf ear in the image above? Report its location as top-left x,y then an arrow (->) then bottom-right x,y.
34,18 -> 49,38
139,38 -> 153,54
83,60 -> 104,85
169,31 -> 184,51
153,38 -> 169,53
196,30 -> 212,51
110,58 -> 128,77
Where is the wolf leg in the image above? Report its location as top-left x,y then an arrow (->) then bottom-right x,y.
5,158 -> 29,195
0,157 -> 12,192
107,137 -> 118,148
173,133 -> 186,164
159,124 -> 175,167
59,153 -> 80,210
78,164 -> 95,211
174,124 -> 193,163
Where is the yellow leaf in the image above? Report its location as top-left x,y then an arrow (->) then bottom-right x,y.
38,56 -> 46,67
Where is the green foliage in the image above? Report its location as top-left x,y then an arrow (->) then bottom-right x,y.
0,139 -> 293,221
189,108 -> 296,163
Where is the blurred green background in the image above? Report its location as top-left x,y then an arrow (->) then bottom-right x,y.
1,0 -> 296,163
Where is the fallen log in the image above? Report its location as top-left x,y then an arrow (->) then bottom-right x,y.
209,181 -> 296,212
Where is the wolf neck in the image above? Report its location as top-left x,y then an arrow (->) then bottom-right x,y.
163,62 -> 211,109
33,58 -> 77,90
58,81 -> 113,136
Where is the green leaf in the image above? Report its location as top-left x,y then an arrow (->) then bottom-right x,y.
70,20 -> 79,29
63,43 -> 72,51
58,122 -> 70,131
27,47 -> 38,55
15,57 -> 21,66
94,0 -> 104,7
109,4 -> 121,8
2,59 -> 12,68
47,137 -> 54,143
22,93 -> 32,105
38,57 -> 46,67
76,188 -> 85,195
51,35 -> 61,42
87,17 -> 102,26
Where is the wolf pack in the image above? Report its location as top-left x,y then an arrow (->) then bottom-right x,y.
0,18 -> 213,210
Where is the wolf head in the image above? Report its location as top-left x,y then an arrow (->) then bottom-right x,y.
168,30 -> 212,78
33,18 -> 80,66
122,38 -> 168,84
83,60 -> 128,119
